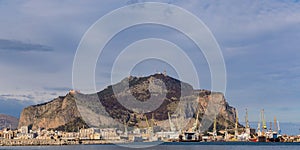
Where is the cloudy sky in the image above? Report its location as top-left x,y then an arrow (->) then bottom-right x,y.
0,0 -> 300,124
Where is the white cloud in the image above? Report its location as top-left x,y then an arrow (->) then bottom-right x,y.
1,0 -> 300,122
0,89 -> 67,104
175,1 -> 300,44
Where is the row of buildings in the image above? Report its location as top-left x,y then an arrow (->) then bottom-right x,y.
2,109 -> 300,143
0,126 -> 120,141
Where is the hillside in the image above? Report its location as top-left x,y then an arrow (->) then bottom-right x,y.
0,114 -> 19,130
19,73 -> 241,132
18,94 -> 87,131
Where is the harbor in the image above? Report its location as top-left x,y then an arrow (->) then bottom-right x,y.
1,108 -> 300,146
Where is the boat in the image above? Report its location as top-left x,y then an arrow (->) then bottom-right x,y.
178,132 -> 201,142
178,111 -> 202,142
258,135 -> 267,142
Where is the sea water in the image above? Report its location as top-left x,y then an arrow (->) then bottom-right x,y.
1,142 -> 300,150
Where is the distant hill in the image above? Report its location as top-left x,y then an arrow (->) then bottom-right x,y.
0,114 -> 19,130
19,73 -> 241,132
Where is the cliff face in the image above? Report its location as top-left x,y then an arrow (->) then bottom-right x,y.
89,74 -> 240,130
19,74 -> 240,132
18,94 -> 86,131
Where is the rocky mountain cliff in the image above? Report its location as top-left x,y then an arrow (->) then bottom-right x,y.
0,114 -> 19,130
18,95 -> 87,131
19,73 -> 241,132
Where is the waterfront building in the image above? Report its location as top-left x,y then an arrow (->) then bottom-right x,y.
100,128 -> 119,140
1,128 -> 15,139
79,128 -> 102,140
19,126 -> 28,134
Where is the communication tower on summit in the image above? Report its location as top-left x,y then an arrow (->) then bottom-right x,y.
163,70 -> 167,76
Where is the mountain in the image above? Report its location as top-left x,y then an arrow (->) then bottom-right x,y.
18,73 -> 241,132
18,94 -> 87,131
0,114 -> 19,130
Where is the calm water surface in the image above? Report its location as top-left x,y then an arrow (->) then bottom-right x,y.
1,142 -> 300,150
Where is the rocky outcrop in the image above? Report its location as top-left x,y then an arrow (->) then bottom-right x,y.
18,94 -> 87,131
18,73 -> 241,132
76,74 -> 241,131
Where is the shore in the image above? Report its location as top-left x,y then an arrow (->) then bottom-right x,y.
0,139 -> 113,146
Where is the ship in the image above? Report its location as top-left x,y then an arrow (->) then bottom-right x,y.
255,109 -> 282,142
179,111 -> 202,142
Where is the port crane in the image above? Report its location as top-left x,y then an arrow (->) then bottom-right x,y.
192,111 -> 200,132
234,110 -> 239,139
213,116 -> 217,140
244,109 -> 251,140
123,118 -> 128,137
168,112 -> 176,132
144,114 -> 154,140
262,109 -> 267,130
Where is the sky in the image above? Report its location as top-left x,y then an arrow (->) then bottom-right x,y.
0,0 -> 300,125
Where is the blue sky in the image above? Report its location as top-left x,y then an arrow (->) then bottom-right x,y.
0,0 -> 300,124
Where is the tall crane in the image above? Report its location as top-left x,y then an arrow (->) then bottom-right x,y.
234,109 -> 239,138
277,120 -> 281,134
192,111 -> 200,132
245,109 -> 250,128
145,115 -> 150,128
178,108 -> 184,133
168,112 -> 176,132
151,113 -> 155,134
262,109 -> 267,130
257,111 -> 261,136
123,119 -> 128,137
213,116 -> 217,140
151,113 -> 155,127
224,121 -> 229,141
274,116 -> 278,132
245,109 -> 251,137
145,114 -> 153,140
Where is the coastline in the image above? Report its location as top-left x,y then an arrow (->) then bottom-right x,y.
0,139 -> 112,146
2,139 -> 300,147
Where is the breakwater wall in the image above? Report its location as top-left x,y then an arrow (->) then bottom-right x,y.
0,139 -> 124,146
0,139 -> 81,146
